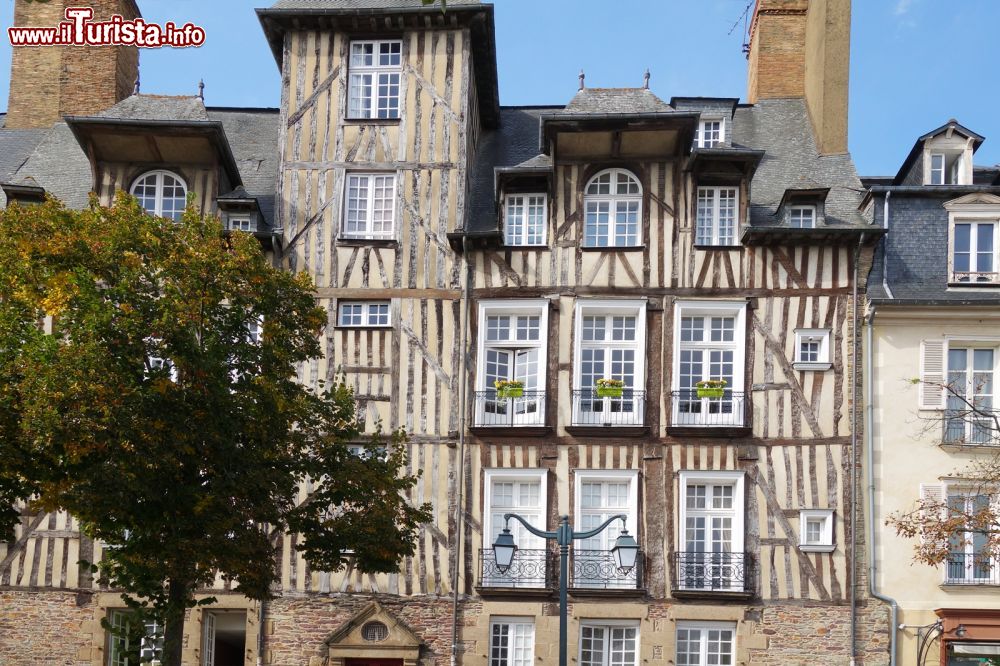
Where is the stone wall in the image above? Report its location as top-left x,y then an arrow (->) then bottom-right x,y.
0,590 -> 95,666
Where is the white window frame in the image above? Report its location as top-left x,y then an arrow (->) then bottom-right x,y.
789,204 -> 816,229
573,470 -> 639,589
483,470 -> 548,587
579,620 -> 640,666
929,152 -> 947,185
476,300 -> 549,427
342,172 -> 397,240
942,340 -> 999,445
930,482 -> 999,584
337,300 -> 392,328
798,509 -> 835,552
504,193 -> 548,246
489,617 -> 536,666
130,169 -> 187,221
671,300 -> 747,427
572,300 -> 647,426
947,210 -> 1000,284
695,186 -> 739,246
227,215 -> 254,233
582,169 -> 643,248
107,610 -> 163,666
793,328 -> 832,371
347,39 -> 402,120
677,470 -> 745,591
695,117 -> 725,148
675,621 -> 736,666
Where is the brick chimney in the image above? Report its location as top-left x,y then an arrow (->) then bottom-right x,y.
746,0 -> 850,155
5,0 -> 141,129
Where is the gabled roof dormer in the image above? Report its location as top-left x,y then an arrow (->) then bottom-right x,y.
893,120 -> 984,186
324,602 -> 424,666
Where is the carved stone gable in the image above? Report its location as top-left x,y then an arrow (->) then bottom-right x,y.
325,602 -> 423,666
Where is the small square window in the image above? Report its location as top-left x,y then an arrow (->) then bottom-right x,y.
338,301 -> 392,327
789,205 -> 816,229
228,216 -> 255,233
793,329 -> 831,371
695,119 -> 725,148
799,509 -> 834,552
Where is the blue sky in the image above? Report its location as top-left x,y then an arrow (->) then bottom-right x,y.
0,0 -> 997,177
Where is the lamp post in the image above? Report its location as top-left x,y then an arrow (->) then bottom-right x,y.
492,513 -> 639,666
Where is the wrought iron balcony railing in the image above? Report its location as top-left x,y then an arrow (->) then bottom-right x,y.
571,389 -> 646,427
570,549 -> 643,590
670,390 -> 747,427
479,548 -> 554,589
945,552 -> 998,585
943,409 -> 1000,446
672,551 -> 753,594
473,390 -> 546,427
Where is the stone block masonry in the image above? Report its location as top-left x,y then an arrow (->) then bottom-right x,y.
0,590 -> 95,665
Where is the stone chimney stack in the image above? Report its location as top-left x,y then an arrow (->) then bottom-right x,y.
5,0 -> 141,129
746,0 -> 850,155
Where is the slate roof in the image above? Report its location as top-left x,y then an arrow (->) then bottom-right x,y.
0,97 -> 281,227
562,88 -> 673,115
0,114 -> 48,208
466,95 -> 870,233
269,0 -> 479,7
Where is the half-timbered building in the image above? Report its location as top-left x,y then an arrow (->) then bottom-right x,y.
0,0 -> 894,664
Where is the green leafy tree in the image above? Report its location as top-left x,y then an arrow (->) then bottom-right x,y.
0,194 -> 430,666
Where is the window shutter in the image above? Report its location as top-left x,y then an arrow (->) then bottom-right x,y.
919,483 -> 947,545
919,340 -> 947,409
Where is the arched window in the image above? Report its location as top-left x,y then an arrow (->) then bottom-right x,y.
130,170 -> 187,221
583,169 -> 642,247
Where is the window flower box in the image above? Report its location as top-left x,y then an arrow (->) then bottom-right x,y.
696,379 -> 727,399
595,378 -> 624,398
494,380 -> 524,399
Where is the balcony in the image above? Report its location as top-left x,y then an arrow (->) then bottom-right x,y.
945,552 -> 998,586
478,548 -> 555,593
671,552 -> 754,599
472,390 -> 547,431
668,391 -> 749,437
570,389 -> 646,428
943,409 -> 1000,446
570,549 -> 643,592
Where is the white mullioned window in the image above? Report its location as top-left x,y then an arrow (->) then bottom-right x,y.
490,618 -> 536,666
337,301 -> 391,327
676,621 -> 736,666
504,193 -> 547,246
789,205 -> 816,228
695,186 -> 738,246
673,301 -> 747,427
677,471 -> 745,592
951,217 -> 999,283
347,40 -> 402,119
945,489 -> 994,583
573,470 -> 639,588
798,509 -> 835,552
695,118 -> 724,148
483,470 -> 547,586
944,345 -> 997,444
228,215 -> 254,232
343,173 -> 396,239
476,301 -> 548,426
579,621 -> 639,666
107,610 -> 163,666
573,300 -> 646,426
793,328 -> 831,371
583,169 -> 642,247
130,170 -> 187,221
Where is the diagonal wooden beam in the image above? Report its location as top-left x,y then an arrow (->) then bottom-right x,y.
0,512 -> 47,574
400,321 -> 451,385
287,64 -> 341,128
752,313 -> 825,437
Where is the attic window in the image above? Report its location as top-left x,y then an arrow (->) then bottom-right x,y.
695,118 -> 724,148
348,40 -> 402,120
928,151 -> 963,185
362,622 -> 389,642
789,205 -> 816,229
131,170 -> 187,221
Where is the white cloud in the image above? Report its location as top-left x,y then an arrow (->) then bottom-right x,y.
894,0 -> 915,16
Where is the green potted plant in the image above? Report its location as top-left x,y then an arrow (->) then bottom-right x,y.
696,379 -> 727,399
494,379 -> 524,398
596,378 -> 625,398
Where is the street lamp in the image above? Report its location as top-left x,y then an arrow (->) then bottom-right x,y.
491,513 -> 640,666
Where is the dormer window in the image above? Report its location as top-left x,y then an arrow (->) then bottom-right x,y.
131,170 -> 187,221
789,205 -> 816,229
583,169 -> 642,248
347,40 -> 402,120
695,186 -> 738,246
695,119 -> 724,148
951,219 -> 998,284
504,194 -> 547,246
929,152 -> 963,185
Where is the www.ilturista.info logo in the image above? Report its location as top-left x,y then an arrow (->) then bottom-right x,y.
8,6 -> 206,48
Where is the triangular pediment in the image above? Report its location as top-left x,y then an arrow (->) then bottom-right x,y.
944,193 -> 1000,210
325,602 -> 423,662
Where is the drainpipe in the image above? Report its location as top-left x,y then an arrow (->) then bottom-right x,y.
865,306 -> 899,666
450,235 -> 473,666
882,193 -> 894,300
850,235 -> 862,665
257,598 -> 266,666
